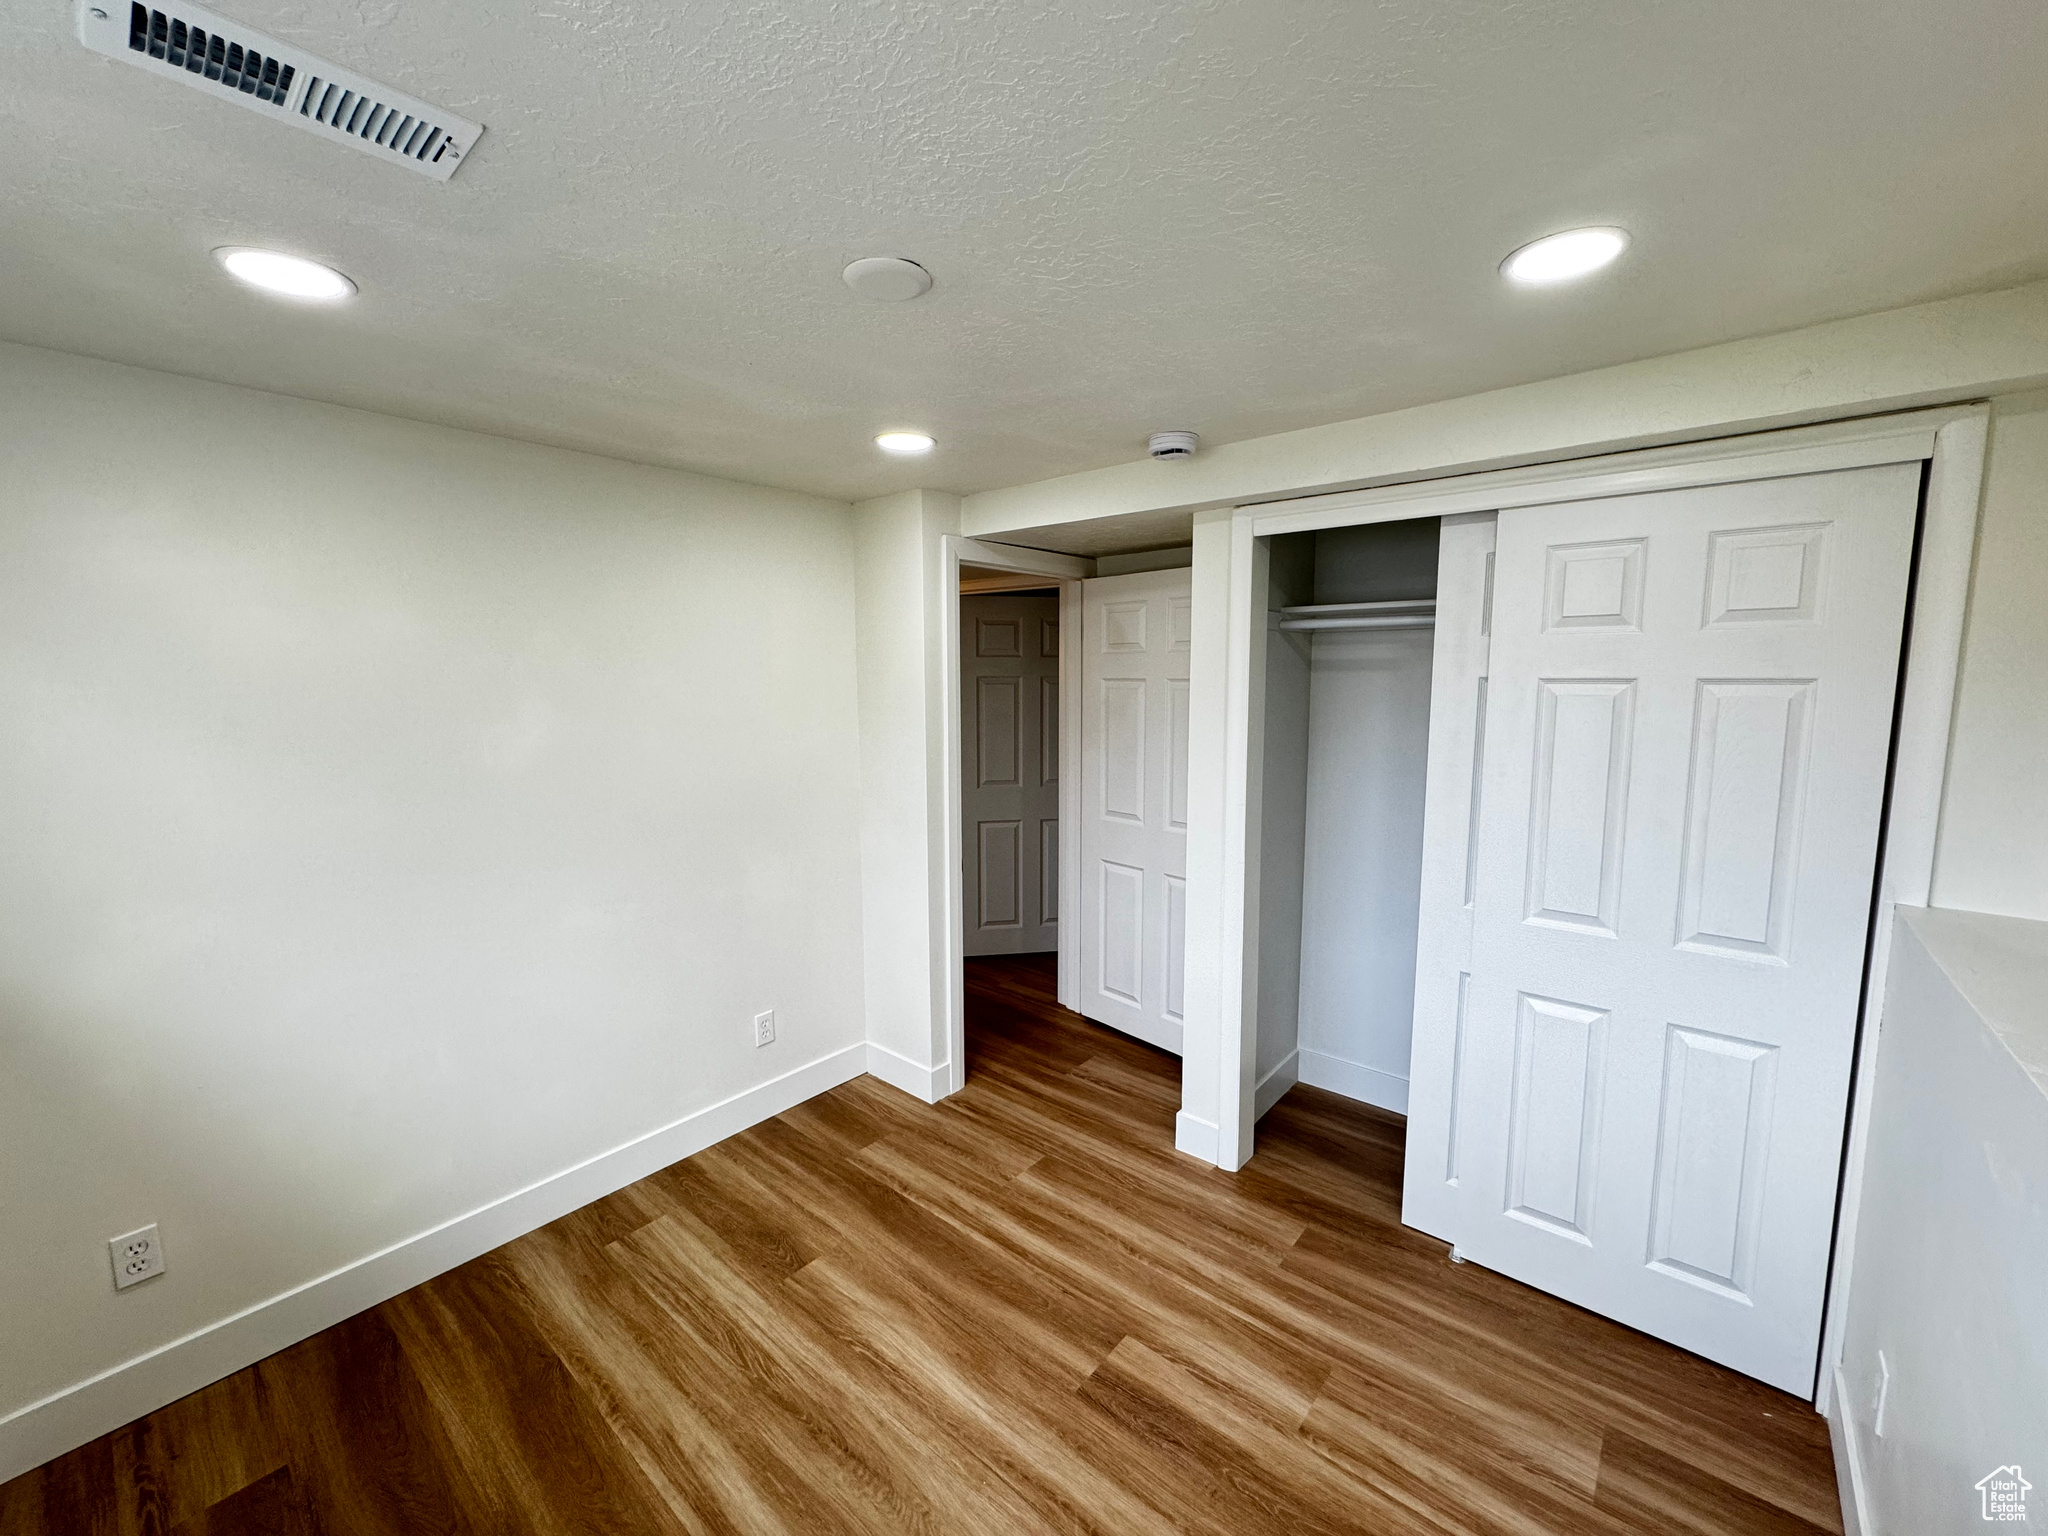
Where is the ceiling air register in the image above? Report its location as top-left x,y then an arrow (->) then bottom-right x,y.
76,0 -> 483,180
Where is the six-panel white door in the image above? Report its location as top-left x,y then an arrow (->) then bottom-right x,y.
1453,463 -> 1919,1393
961,592 -> 1063,956
1078,569 -> 1192,1053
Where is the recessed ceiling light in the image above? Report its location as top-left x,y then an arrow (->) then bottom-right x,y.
214,247 -> 357,302
1500,227 -> 1629,286
876,431 -> 936,455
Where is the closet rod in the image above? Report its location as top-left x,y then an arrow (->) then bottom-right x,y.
1279,599 -> 1435,617
1279,614 -> 1436,632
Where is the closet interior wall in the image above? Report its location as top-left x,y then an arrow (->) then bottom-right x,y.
1255,519 -> 1440,1120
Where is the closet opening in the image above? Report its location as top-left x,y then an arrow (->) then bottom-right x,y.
1219,409 -> 1985,1399
1251,518 -> 1442,1127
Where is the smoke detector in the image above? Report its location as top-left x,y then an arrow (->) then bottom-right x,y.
1148,431 -> 1200,461
77,0 -> 484,180
842,258 -> 933,302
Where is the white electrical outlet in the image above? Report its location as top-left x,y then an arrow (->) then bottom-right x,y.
754,1009 -> 775,1047
109,1225 -> 165,1290
1873,1350 -> 1892,1437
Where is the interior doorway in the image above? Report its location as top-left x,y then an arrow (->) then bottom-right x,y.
946,542 -> 1197,1106
958,581 -> 1062,958
938,539 -> 1089,1096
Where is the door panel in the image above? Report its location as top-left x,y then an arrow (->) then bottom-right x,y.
1505,990 -> 1607,1242
1402,514 -> 1497,1241
1452,463 -> 1919,1394
975,676 -> 1021,787
1079,568 -> 1192,1052
961,592 -> 1061,956
1525,679 -> 1634,934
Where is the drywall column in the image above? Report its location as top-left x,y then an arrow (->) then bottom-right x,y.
1831,906 -> 2048,1533
1175,508 -> 1237,1164
853,489 -> 963,1101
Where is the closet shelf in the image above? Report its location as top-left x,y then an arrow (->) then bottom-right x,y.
1277,598 -> 1436,632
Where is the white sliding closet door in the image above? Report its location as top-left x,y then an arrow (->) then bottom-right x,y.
960,592 -> 1062,956
1402,513 -> 1496,1241
1078,568 -> 1192,1053
1451,463 -> 1919,1393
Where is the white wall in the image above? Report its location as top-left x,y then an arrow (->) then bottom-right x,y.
1295,625 -> 1434,1114
1287,517 -> 1438,1114
1253,621 -> 1309,1109
1834,908 -> 2048,1534
1248,537 -> 1313,1113
1933,390 -> 2048,923
0,342 -> 868,1462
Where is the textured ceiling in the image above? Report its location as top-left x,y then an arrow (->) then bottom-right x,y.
4,0 -> 2046,502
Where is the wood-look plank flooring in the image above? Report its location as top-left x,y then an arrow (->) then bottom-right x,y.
2,954 -> 1841,1535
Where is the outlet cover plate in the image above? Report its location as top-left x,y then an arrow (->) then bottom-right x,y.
754,1009 -> 775,1047
110,1224 -> 165,1289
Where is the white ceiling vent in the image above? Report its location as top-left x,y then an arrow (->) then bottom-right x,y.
77,0 -> 483,180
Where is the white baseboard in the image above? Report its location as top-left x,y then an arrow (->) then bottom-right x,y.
0,1040 -> 869,1485
865,1041 -> 950,1104
1175,1111 -> 1220,1164
1254,1049 -> 1299,1121
1828,1367 -> 1872,1536
1297,1049 -> 1409,1115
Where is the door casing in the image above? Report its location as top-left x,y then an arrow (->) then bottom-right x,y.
939,537 -> 1089,1094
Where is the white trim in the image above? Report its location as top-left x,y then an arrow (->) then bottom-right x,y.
958,571 -> 1067,595
1253,1048 -> 1299,1120
1242,408 -> 1970,537
1174,1110 -> 1220,1162
939,536 -> 1091,1087
865,1041 -> 952,1104
1297,1050 -> 1410,1115
1814,409 -> 1990,1412
1214,520 -> 1267,1168
1829,1368 -> 1873,1536
1201,405 -> 1990,1401
0,1041 -> 871,1485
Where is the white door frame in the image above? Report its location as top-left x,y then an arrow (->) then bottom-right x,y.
1193,404 -> 1989,1409
940,535 -> 1090,1093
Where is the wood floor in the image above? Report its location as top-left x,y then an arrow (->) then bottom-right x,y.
2,954 -> 1842,1535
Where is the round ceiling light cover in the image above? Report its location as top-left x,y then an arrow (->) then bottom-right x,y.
214,247 -> 357,301
842,257 -> 933,302
1499,227 -> 1629,285
876,431 -> 936,454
